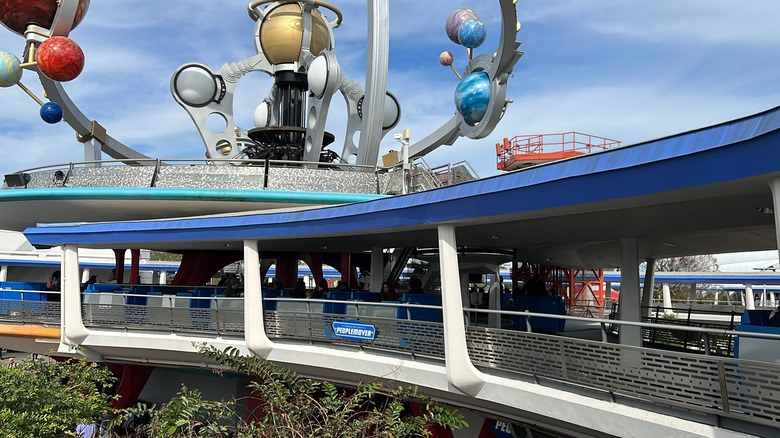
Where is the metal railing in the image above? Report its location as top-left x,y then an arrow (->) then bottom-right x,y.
263,298 -> 445,359
496,132 -> 620,170
0,294 -> 60,325
465,308 -> 780,431
81,292 -> 244,337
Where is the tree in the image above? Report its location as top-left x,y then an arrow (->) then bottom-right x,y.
0,355 -> 118,438
149,251 -> 183,262
655,255 -> 719,301
118,345 -> 467,437
655,255 -> 719,273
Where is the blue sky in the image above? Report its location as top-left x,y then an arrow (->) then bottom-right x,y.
0,0 -> 779,179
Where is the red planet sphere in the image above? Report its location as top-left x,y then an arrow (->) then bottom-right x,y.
0,0 -> 91,36
36,36 -> 84,82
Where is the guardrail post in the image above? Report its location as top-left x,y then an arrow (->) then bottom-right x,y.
150,159 -> 160,187
717,361 -> 731,414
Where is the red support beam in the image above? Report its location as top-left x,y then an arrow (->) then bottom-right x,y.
112,249 -> 126,284
129,249 -> 140,285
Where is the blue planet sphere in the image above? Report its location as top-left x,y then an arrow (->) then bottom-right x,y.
458,19 -> 487,49
454,71 -> 490,125
40,102 -> 63,124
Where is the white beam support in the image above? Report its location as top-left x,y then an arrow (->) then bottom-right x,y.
244,239 -> 274,358
488,271 -> 502,328
81,268 -> 90,284
661,284 -> 673,315
769,178 -> 780,282
619,237 -> 642,347
745,284 -> 755,310
437,224 -> 485,396
0,265 -> 7,282
61,244 -> 89,347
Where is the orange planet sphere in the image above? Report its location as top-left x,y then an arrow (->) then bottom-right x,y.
36,36 -> 84,82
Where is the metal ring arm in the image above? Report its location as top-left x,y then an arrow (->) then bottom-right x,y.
248,0 -> 343,27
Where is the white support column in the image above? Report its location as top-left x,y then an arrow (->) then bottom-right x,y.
81,268 -> 90,284
488,272 -> 501,329
244,239 -> 273,358
640,258 -> 656,318
370,246 -> 383,292
661,284 -> 674,315
619,237 -> 642,347
768,178 -> 780,294
0,265 -> 7,282
438,224 -> 485,396
83,138 -> 102,167
745,284 -> 755,310
61,244 -> 89,347
688,283 -> 697,304
159,271 -> 167,285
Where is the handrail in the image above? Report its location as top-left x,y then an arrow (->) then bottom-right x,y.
466,306 -> 780,341
15,157 -> 382,175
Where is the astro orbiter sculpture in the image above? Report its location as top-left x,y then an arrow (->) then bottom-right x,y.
171,0 -> 523,166
1,0 -> 522,167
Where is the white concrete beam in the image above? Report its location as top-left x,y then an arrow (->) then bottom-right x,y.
438,224 -> 485,396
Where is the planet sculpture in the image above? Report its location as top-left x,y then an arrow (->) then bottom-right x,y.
0,0 -> 91,35
445,8 -> 480,44
39,101 -> 63,123
458,19 -> 487,49
0,50 -> 21,87
36,36 -> 84,82
259,3 -> 330,65
439,51 -> 454,67
454,71 -> 490,125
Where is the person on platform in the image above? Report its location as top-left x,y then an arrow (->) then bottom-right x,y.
224,276 -> 242,297
292,278 -> 307,298
310,278 -> 328,299
46,270 -> 61,291
379,281 -> 397,301
408,277 -> 423,294
358,269 -> 371,291
521,274 -> 547,297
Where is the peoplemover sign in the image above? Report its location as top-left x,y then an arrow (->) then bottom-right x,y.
332,320 -> 376,341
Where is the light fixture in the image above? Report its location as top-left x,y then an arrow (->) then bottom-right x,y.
4,172 -> 31,187
756,207 -> 774,214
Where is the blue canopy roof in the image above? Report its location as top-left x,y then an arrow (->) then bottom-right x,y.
23,105 -> 780,268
